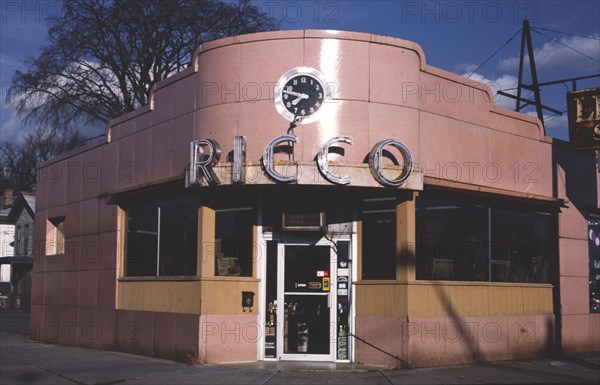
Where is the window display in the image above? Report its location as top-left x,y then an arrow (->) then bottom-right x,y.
361,198 -> 396,280
124,193 -> 198,277
416,190 -> 554,283
215,207 -> 254,277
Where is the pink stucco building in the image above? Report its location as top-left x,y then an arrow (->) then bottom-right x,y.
31,30 -> 599,367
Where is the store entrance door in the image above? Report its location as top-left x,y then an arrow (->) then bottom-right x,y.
276,244 -> 336,361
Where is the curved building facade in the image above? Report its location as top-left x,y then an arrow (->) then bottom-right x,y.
32,30 -> 599,367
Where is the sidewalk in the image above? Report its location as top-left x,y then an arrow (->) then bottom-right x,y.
1,313 -> 599,385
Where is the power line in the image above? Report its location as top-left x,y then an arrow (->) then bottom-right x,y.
533,26 -> 600,41
545,109 -> 568,130
531,28 -> 600,64
466,28 -> 522,78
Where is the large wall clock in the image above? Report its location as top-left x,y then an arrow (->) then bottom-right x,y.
274,67 -> 331,124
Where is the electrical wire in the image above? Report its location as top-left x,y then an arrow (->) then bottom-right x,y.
544,109 -> 568,130
532,26 -> 600,41
492,25 -> 597,134
531,28 -> 600,64
466,28 -> 522,78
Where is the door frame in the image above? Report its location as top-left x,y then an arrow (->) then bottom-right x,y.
258,229 -> 356,363
276,241 -> 337,361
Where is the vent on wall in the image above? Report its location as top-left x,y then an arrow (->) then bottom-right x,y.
282,212 -> 326,232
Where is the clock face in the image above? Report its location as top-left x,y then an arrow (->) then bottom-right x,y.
274,67 -> 330,124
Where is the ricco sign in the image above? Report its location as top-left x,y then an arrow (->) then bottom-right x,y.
189,135 -> 413,188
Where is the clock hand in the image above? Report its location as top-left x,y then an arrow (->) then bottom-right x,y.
292,97 -> 301,105
283,89 -> 311,100
283,89 -> 303,98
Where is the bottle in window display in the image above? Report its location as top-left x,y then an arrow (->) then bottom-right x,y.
297,322 -> 308,353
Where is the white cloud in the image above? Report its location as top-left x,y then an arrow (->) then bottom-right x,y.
459,72 -> 569,140
0,106 -> 26,143
524,110 -> 569,140
498,34 -> 600,72
1,102 -> 106,144
464,72 -> 519,109
453,62 -> 478,73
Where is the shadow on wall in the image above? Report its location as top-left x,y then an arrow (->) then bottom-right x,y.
553,143 -> 598,355
557,145 -> 598,210
430,284 -> 555,365
546,317 -> 555,355
432,284 -> 483,363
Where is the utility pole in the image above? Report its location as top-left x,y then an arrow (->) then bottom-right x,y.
497,20 -> 599,135
516,20 -> 545,128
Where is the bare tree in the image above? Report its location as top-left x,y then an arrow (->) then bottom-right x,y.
7,0 -> 278,131
0,127 -> 85,192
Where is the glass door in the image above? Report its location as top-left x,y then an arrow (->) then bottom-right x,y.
277,244 -> 336,361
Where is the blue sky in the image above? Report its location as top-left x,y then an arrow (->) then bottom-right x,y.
1,0 -> 599,142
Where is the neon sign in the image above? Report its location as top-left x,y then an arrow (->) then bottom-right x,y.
190,135 -> 413,187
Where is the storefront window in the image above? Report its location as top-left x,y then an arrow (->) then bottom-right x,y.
589,218 -> 600,313
416,190 -> 553,283
215,207 -> 254,277
125,196 -> 198,277
491,209 -> 552,283
416,196 -> 488,281
361,198 -> 396,280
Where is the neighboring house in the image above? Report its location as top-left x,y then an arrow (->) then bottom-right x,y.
0,207 -> 14,299
3,193 -> 35,309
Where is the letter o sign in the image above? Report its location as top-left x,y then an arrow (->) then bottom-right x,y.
368,139 -> 413,187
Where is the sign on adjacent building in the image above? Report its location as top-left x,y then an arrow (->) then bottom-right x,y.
567,88 -> 600,151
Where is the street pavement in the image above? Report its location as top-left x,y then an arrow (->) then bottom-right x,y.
1,312 -> 599,385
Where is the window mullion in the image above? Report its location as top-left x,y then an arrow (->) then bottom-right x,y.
156,207 -> 161,276
488,207 -> 492,282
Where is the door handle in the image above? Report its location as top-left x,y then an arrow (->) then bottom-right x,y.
327,293 -> 332,308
